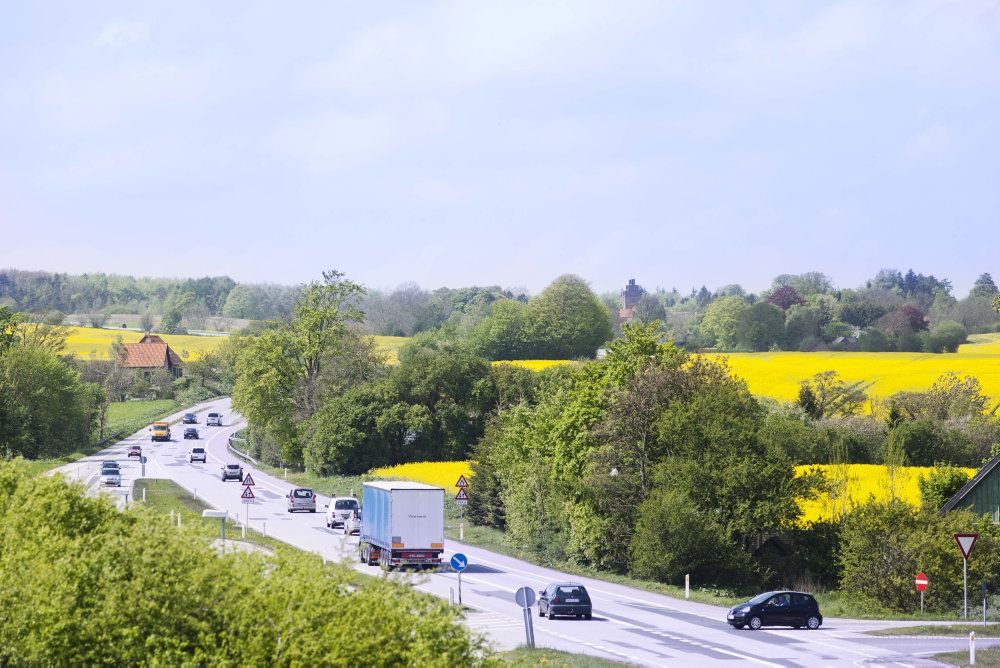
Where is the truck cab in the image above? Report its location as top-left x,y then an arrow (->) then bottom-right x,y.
150,421 -> 171,442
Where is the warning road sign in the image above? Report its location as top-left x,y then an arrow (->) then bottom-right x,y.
915,572 -> 928,592
455,475 -> 469,488
241,473 -> 255,487
455,488 -> 468,505
240,486 -> 255,504
955,533 -> 979,560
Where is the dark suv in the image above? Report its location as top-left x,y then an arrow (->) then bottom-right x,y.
182,413 -> 197,424
537,583 -> 592,620
727,591 -> 822,630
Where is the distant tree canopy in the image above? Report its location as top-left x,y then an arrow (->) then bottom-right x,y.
469,275 -> 612,360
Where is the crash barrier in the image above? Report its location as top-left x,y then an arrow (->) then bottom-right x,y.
227,436 -> 259,466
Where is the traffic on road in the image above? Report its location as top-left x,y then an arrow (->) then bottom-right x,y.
55,397 -> 1000,667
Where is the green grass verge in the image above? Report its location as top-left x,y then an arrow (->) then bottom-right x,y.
133,478 -> 290,554
867,624 -> 1000,637
441,502 -> 964,619
494,646 -> 629,666
11,399 -> 182,477
935,647 -> 1000,666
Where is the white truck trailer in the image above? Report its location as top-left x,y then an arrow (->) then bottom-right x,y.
359,481 -> 445,569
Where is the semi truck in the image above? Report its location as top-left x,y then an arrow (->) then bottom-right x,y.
359,481 -> 444,569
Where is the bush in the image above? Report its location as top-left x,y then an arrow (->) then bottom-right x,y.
0,463 -> 487,665
918,465 -> 972,512
924,321 -> 967,353
858,328 -> 891,352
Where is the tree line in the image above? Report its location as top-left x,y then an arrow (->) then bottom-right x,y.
467,323 -> 1000,612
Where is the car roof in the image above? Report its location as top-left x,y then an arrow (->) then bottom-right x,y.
225,463 -> 241,467
549,582 -> 587,587
331,496 -> 357,501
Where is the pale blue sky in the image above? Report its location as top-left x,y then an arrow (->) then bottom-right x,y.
2,1 -> 998,295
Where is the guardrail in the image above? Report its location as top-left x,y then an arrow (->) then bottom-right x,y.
227,436 -> 259,466
93,431 -> 124,450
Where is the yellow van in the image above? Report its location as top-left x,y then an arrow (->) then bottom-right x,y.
150,421 -> 171,442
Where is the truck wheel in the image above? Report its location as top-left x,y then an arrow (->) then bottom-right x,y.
359,545 -> 366,563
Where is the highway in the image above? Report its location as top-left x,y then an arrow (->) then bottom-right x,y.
56,397 -> 1000,667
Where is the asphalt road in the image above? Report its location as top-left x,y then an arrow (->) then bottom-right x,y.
55,398 -> 1000,667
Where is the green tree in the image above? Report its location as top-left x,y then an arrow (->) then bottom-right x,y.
796,371 -> 869,419
918,466 -> 972,511
469,299 -> 530,360
0,306 -> 19,355
699,296 -> 746,349
970,273 -> 998,298
737,302 -> 785,351
923,320 -> 966,353
783,305 -> 820,351
631,293 -> 666,326
526,275 -> 612,359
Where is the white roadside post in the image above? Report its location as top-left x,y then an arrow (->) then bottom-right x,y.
685,574 -> 690,600
955,534 -> 979,619
515,586 -> 537,648
970,631 -> 976,665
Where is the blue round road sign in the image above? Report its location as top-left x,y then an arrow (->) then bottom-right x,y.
450,553 -> 469,572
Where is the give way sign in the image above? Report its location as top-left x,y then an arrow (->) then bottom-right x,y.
955,533 -> 978,560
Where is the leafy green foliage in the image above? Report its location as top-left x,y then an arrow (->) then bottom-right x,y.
0,463 -> 486,665
796,371 -> 869,419
918,466 -> 972,511
839,501 -> 1000,613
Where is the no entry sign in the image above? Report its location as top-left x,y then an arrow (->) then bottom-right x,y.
915,572 -> 928,592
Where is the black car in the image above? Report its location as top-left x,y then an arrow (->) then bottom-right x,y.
183,427 -> 199,439
538,583 -> 592,620
182,413 -> 197,424
727,591 -> 823,630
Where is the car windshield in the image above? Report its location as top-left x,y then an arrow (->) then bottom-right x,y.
101,469 -> 118,475
555,586 -> 588,599
193,448 -> 204,453
185,414 -> 194,418
226,465 -> 240,470
748,592 -> 776,605
293,489 -> 312,498
208,413 -> 218,417
335,499 -> 358,510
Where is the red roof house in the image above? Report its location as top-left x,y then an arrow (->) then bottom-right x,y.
118,334 -> 183,377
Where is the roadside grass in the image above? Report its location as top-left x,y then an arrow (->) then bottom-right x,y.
247,462 -> 370,499
441,502 -> 965,620
132,479 -> 290,554
867,624 -> 1000,637
934,647 -> 1000,666
11,399 -> 181,477
493,646 -> 629,667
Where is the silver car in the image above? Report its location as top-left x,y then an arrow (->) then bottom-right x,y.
343,508 -> 361,535
286,488 -> 317,513
100,467 -> 121,487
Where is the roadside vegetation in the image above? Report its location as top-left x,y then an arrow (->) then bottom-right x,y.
496,647 -> 629,667
935,647 -> 1000,667
868,624 -> 1000,637
0,462 -> 487,665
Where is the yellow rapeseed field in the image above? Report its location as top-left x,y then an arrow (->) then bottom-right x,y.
369,461 -> 474,492
710,333 -> 1000,404
795,464 -> 975,525
491,360 -> 575,372
64,327 -> 225,361
372,336 -> 408,365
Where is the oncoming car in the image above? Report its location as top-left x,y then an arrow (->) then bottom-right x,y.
183,427 -> 199,439
727,591 -> 823,630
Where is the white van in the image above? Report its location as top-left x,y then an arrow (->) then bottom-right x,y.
325,497 -> 359,528
206,412 -> 223,426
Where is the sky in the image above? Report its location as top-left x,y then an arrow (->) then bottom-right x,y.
1,1 -> 999,296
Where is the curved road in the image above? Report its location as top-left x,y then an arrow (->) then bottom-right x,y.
57,398 -> 997,667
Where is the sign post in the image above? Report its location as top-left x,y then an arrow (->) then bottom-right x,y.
514,586 -> 537,648
241,474 -> 256,535
140,455 -> 147,478
456,476 -> 469,540
956,534 -> 979,619
451,553 -> 468,606
915,572 -> 928,614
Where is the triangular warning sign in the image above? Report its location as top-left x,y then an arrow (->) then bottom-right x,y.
455,488 -> 469,501
955,533 -> 978,559
241,473 -> 255,487
455,475 -> 469,488
240,486 -> 255,500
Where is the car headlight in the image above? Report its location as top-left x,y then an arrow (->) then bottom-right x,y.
739,606 -> 751,613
